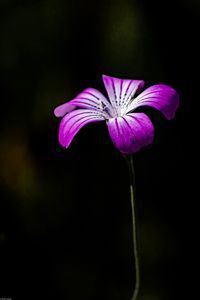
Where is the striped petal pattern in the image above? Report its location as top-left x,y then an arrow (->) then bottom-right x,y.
54,75 -> 179,154
108,113 -> 154,154
125,84 -> 179,119
102,74 -> 144,113
54,88 -> 113,118
59,109 -> 105,148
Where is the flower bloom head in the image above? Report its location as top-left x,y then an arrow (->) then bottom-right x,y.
54,75 -> 179,154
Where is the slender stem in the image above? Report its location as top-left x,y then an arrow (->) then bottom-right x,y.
125,155 -> 140,300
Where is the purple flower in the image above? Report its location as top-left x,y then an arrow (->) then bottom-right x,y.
54,75 -> 179,154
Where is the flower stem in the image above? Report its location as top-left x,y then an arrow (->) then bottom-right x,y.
125,155 -> 140,300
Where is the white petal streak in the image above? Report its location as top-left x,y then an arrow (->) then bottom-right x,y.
125,84 -> 179,119
107,112 -> 154,154
54,87 -> 114,119
59,109 -> 105,148
102,75 -> 144,113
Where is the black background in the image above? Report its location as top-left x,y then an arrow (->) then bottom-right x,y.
0,0 -> 198,299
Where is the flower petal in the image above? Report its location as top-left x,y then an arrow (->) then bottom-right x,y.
125,84 -> 179,119
102,74 -> 144,111
54,102 -> 76,117
58,109 -> 105,148
54,88 -> 113,118
107,113 -> 154,154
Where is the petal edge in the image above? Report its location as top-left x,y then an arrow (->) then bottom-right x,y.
126,84 -> 179,119
59,109 -> 105,148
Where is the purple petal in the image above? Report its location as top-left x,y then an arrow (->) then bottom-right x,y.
102,74 -> 144,111
107,113 -> 154,154
126,84 -> 179,119
54,102 -> 76,117
54,88 -> 113,118
58,109 -> 105,148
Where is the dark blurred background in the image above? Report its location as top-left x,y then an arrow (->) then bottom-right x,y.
0,0 -> 198,299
